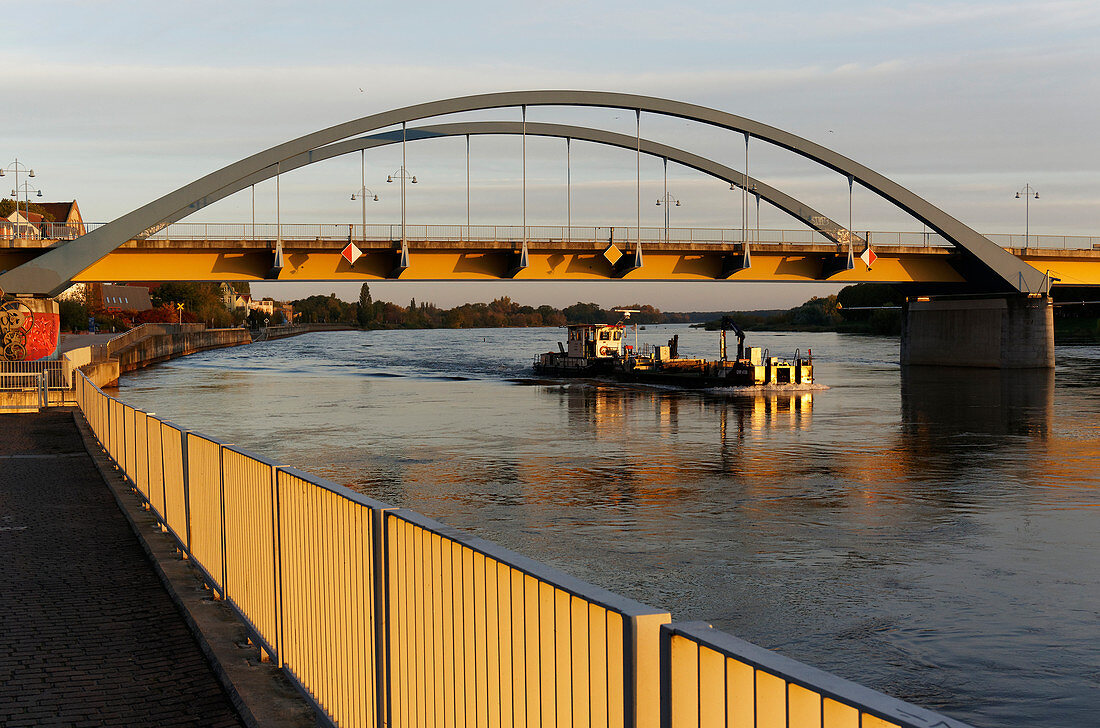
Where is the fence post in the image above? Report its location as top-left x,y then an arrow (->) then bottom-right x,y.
219,445 -> 228,592
372,506 -> 395,728
182,430 -> 192,552
272,467 -> 285,668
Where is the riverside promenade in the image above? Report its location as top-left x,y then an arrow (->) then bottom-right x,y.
0,410 -> 243,727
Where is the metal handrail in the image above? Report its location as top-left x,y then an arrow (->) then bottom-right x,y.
15,221 -> 1100,250
0,359 -> 71,390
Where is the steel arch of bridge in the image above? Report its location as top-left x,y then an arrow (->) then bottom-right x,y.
138,121 -> 862,249
0,90 -> 1044,296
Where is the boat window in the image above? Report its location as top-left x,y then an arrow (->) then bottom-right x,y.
598,330 -> 610,341
613,331 -> 622,341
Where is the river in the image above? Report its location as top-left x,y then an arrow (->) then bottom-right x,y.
116,325 -> 1099,727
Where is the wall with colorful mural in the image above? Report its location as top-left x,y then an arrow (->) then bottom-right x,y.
1,298 -> 60,361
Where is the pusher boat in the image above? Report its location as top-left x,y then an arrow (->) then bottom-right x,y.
533,317 -> 813,388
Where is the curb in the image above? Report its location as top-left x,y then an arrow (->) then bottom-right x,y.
72,410 -> 317,728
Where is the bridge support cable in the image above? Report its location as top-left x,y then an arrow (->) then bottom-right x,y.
521,105 -> 528,268
465,135 -> 471,242
636,109 -> 642,270
268,162 -> 284,279
743,133 -> 751,266
566,137 -> 571,234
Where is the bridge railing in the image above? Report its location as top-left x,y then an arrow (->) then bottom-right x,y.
26,221 -> 1100,250
75,370 -> 974,728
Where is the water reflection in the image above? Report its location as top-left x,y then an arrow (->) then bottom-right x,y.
558,383 -> 814,439
901,366 -> 1054,439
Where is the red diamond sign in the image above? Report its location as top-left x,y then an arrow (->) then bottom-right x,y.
342,242 -> 363,265
860,247 -> 877,268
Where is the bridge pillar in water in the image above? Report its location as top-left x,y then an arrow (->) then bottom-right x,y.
0,297 -> 61,362
901,294 -> 1054,369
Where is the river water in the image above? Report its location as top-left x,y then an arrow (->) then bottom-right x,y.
116,326 -> 1099,727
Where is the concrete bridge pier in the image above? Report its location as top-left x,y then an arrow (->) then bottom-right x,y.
901,294 -> 1054,368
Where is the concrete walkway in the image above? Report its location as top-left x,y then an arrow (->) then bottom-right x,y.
0,410 -> 244,727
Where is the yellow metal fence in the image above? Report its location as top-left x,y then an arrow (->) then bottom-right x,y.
74,373 -> 973,728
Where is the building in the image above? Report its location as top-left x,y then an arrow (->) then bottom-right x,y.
97,284 -> 153,312
2,199 -> 84,240
37,201 -> 86,239
249,297 -> 276,316
1,209 -> 43,239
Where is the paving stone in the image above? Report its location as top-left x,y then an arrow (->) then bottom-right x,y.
0,410 -> 243,727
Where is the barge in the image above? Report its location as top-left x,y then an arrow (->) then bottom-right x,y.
534,317 -> 813,388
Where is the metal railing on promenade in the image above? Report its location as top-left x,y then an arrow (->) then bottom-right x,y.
0,359 -> 71,391
19,221 -> 1100,251
75,371 -> 974,728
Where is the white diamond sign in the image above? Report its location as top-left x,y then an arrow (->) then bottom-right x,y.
342,242 -> 363,265
860,247 -> 877,268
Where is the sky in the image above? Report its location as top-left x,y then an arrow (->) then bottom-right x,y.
4,0 -> 1099,310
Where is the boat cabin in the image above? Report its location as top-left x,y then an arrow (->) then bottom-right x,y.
566,323 -> 624,359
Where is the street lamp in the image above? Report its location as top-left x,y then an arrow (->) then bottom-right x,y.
350,149 -> 380,243
387,167 -> 418,246
1,159 -> 36,238
1015,184 -> 1040,250
386,121 -> 420,255
656,156 -> 681,244
655,193 -> 680,243
10,181 -> 43,239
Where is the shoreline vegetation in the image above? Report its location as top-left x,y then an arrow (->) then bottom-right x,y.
54,282 -> 1099,341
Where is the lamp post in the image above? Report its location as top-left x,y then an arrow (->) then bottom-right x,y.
9,181 -> 43,239
655,193 -> 680,243
1,159 -> 36,238
1015,184 -> 1040,250
386,121 -> 418,249
387,167 -> 417,248
350,150 -> 380,243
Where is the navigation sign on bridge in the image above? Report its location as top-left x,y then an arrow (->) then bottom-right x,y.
860,247 -> 877,268
342,242 -> 363,266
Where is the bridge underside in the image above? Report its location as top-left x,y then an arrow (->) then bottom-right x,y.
4,239 -> 1098,286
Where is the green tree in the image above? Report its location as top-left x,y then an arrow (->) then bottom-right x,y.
357,283 -> 374,327
0,198 -> 56,221
58,299 -> 88,332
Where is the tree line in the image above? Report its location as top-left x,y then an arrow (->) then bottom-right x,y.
289,285 -> 693,329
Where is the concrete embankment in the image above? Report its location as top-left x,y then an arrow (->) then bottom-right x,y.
3,323 -> 354,412
257,323 -> 355,341
115,327 -> 251,373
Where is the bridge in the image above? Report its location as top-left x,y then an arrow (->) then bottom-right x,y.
4,222 -> 1100,287
2,89 -> 1093,367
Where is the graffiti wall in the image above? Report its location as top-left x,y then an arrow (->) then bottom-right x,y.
1,299 -> 60,362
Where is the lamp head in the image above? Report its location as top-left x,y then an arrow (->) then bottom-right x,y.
373,194 -> 379,201
675,200 -> 680,207
1034,192 -> 1040,199
655,199 -> 661,206
28,169 -> 34,178
729,183 -> 736,190
351,194 -> 356,200
1015,192 -> 1021,198
411,176 -> 418,184
36,190 -> 42,197
387,175 -> 393,183
0,169 -> 5,177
